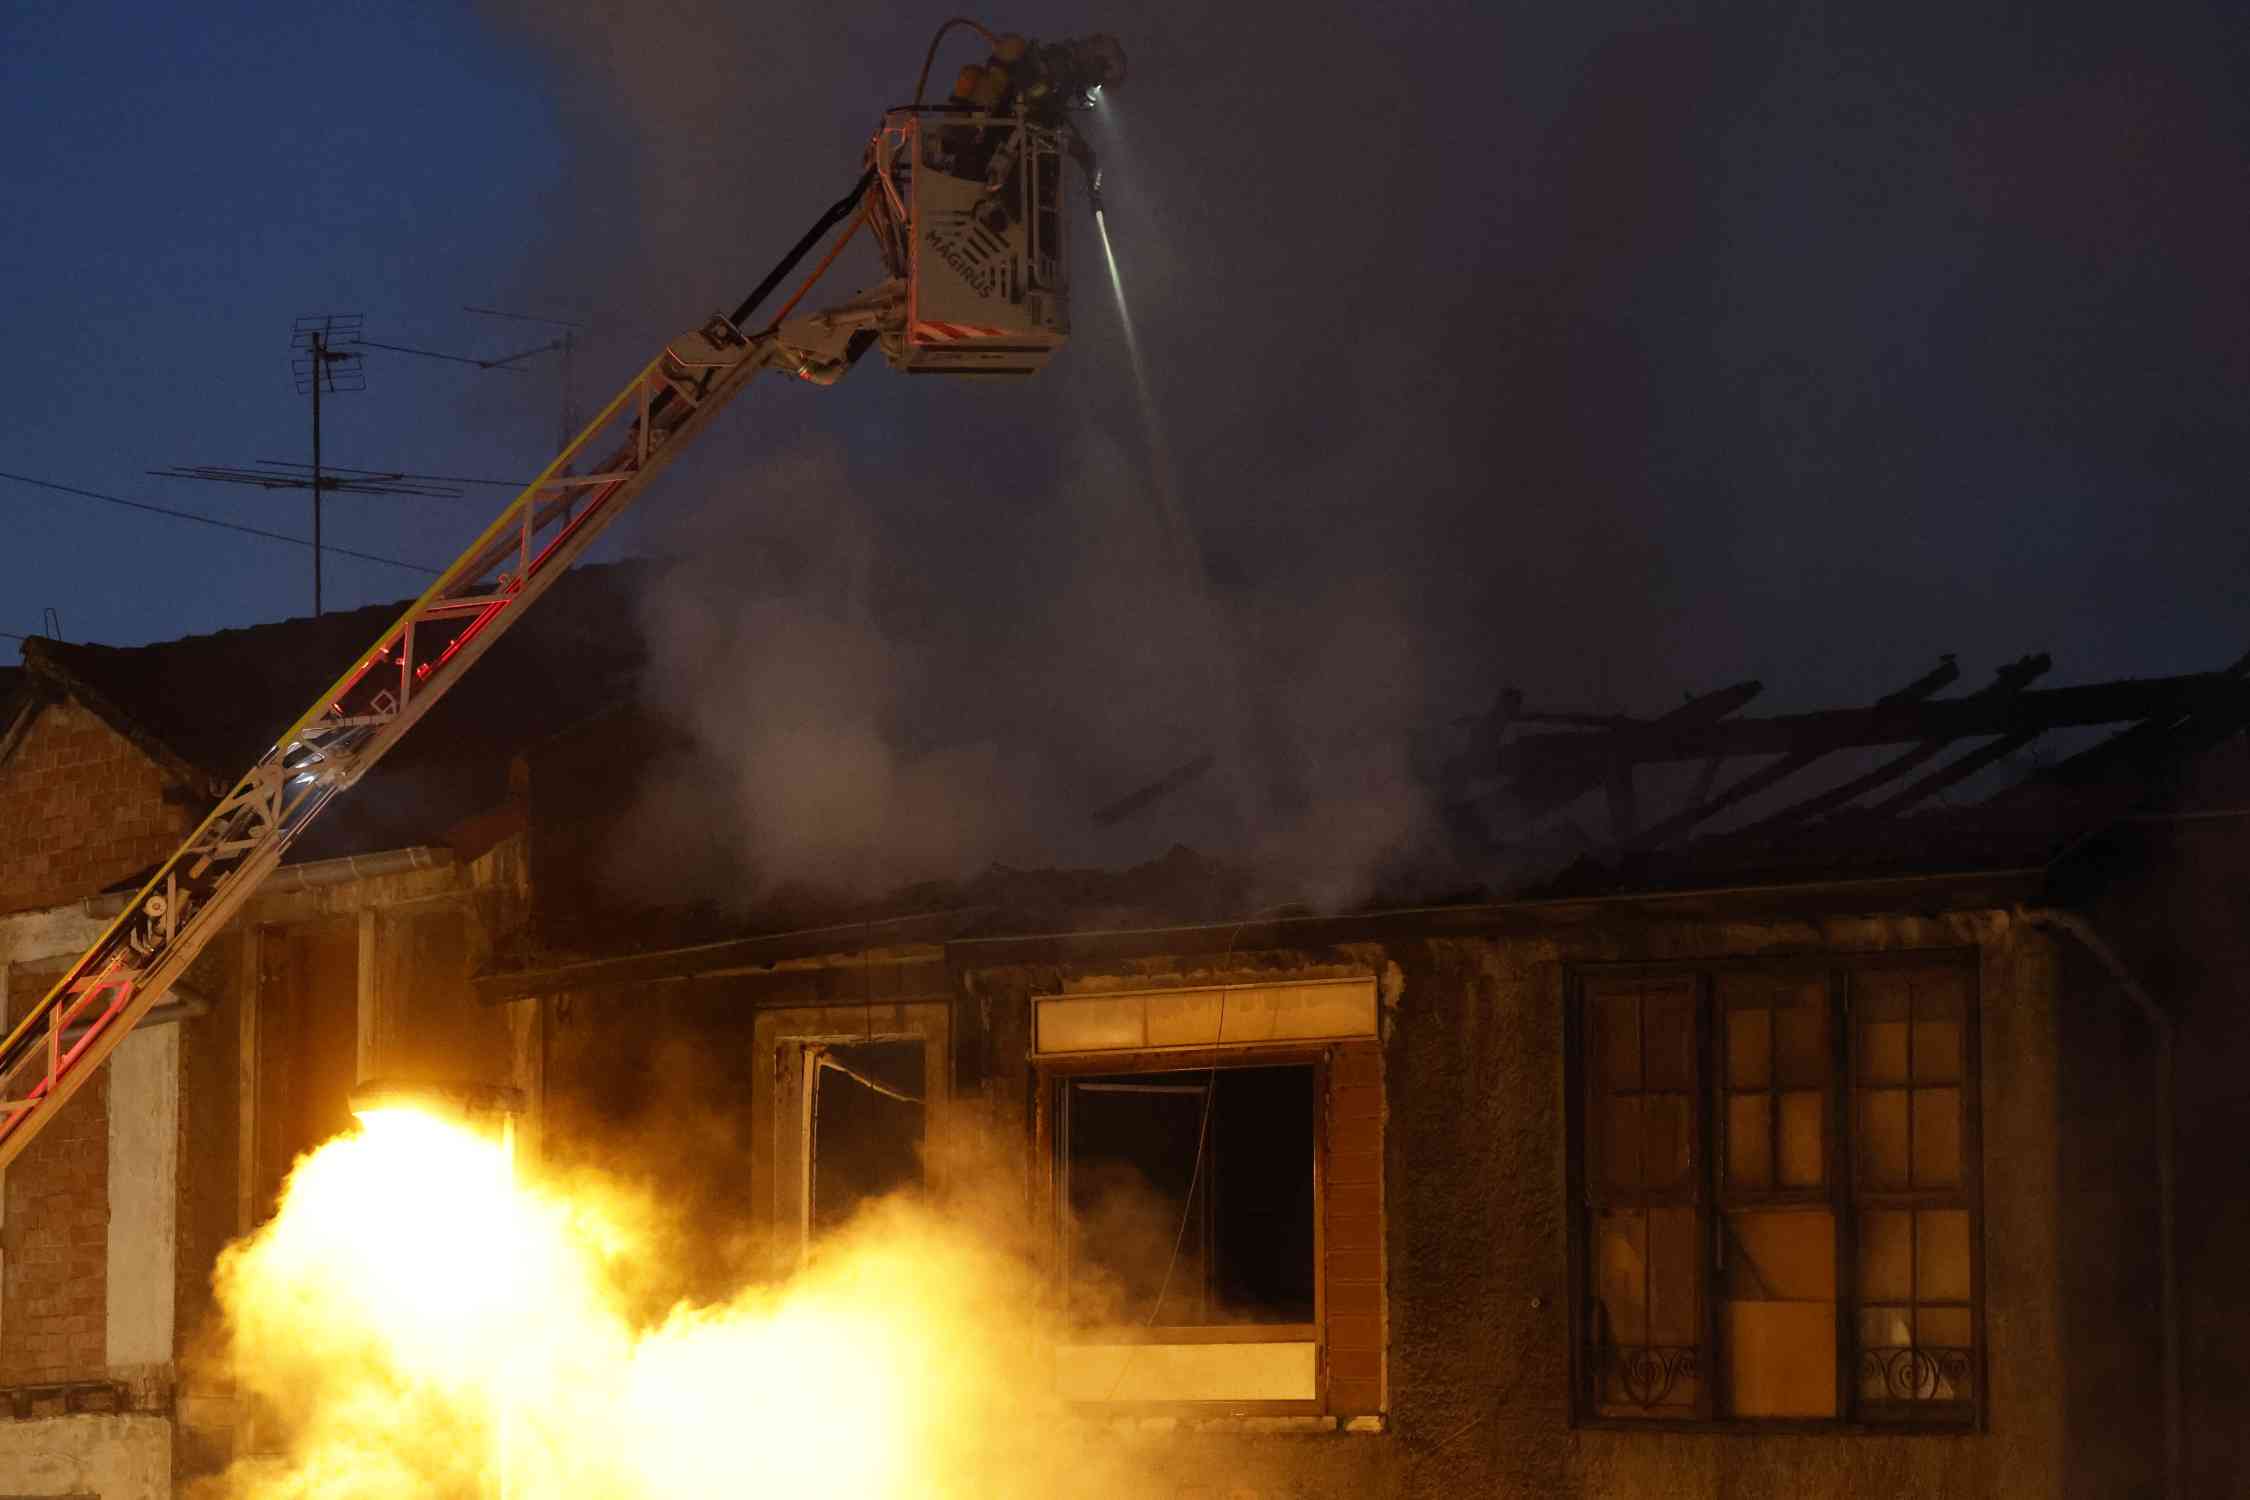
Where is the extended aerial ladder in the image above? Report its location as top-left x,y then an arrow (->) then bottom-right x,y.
0,24 -> 1125,1171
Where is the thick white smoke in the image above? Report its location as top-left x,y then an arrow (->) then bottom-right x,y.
607,431 -> 1448,911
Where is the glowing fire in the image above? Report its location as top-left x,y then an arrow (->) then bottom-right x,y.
210,1108 -> 1166,1500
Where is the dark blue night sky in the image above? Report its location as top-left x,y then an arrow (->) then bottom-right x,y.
0,3 -> 593,644
4,0 -> 2247,723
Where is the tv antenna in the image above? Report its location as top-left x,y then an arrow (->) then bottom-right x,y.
148,309 -> 579,615
145,316 -> 364,615
466,304 -> 589,451
293,314 -> 365,614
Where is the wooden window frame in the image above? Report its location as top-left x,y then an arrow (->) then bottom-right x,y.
1035,1040 -> 1377,1416
800,1036 -> 931,1249
1564,950 -> 1985,1435
751,1001 -> 952,1246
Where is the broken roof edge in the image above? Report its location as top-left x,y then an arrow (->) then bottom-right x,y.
0,669 -> 52,773
929,864 -> 2051,962
16,636 -> 226,797
6,558 -> 661,795
473,907 -> 994,1002
470,865 -> 2050,1003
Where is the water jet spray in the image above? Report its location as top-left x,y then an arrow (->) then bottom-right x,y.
1093,202 -> 1198,586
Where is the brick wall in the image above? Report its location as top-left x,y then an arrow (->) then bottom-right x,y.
1,967 -> 110,1385
0,693 -> 187,1387
0,699 -> 194,917
1325,1039 -> 1384,1417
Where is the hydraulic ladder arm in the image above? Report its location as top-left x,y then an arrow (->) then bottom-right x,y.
0,25 -> 1124,1173
0,197 -> 869,1171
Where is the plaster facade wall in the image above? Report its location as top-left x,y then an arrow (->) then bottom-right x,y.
2085,811 -> 2250,1500
0,1413 -> 170,1500
946,907 -> 2159,1500
0,899 -> 197,1500
0,838 -> 535,1495
105,1028 -> 177,1376
0,898 -> 295,1411
0,817 -> 2183,1500
169,934 -> 244,1486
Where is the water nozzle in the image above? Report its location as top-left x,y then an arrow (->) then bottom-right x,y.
1038,33 -> 1127,108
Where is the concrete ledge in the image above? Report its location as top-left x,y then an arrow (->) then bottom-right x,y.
1058,1340 -> 1319,1403
1095,1413 -> 1388,1437
0,1412 -> 170,1500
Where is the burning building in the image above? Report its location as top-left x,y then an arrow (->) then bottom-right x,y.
0,587 -> 2243,1499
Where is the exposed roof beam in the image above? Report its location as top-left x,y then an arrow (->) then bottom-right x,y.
1730,655 -> 2050,836
1509,655 -> 2245,775
1991,655 -> 2250,805
1628,656 -> 1962,849
1092,752 -> 1216,827
1505,679 -> 1764,815
1871,728 -> 2041,816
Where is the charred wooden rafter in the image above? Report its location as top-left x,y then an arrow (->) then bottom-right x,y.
1730,655 -> 2051,837
1628,656 -> 1963,850
1515,680 -> 1764,822
1484,657 -> 2245,775
1092,752 -> 1217,827
1447,646 -> 2250,868
1998,647 -> 2250,796
1440,681 -> 1765,851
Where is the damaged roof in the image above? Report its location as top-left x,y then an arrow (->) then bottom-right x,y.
1449,650 -> 2250,899
502,645 -> 2250,982
13,567 -> 2246,965
0,664 -> 32,768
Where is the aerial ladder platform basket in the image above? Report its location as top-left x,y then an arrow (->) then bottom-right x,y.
0,22 -> 1123,1171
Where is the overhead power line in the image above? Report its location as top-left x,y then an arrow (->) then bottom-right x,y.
463,304 -> 586,329
151,462 -> 468,500
251,460 -> 532,490
354,337 -> 531,372
0,468 -> 441,575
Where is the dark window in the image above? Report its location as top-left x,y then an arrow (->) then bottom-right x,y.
255,919 -> 361,1221
1574,958 -> 1980,1427
808,1039 -> 925,1236
1060,1064 -> 1317,1327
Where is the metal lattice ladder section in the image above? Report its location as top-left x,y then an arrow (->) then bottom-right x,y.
0,318 -> 789,1171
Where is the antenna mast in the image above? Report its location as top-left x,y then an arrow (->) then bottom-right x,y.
290,314 -> 366,614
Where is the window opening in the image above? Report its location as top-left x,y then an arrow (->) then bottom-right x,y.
1851,968 -> 1974,1411
1585,979 -> 1702,1416
1577,960 -> 1979,1427
1718,973 -> 1837,1419
807,1038 -> 925,1238
1062,1065 -> 1316,1328
255,920 -> 359,1222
